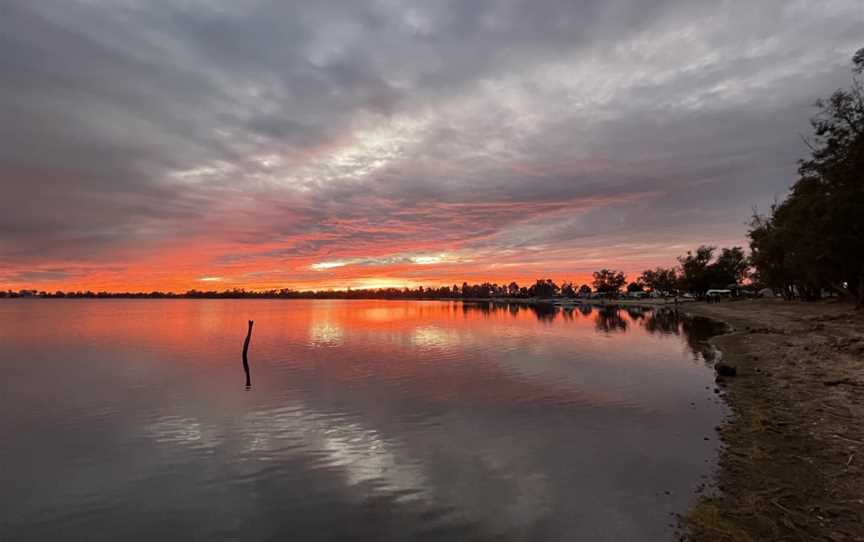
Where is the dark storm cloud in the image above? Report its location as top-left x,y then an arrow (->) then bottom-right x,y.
1,0 -> 862,286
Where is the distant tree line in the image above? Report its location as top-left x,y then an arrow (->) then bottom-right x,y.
2,280 -> 589,300
747,48 -> 864,307
1,251 -> 751,301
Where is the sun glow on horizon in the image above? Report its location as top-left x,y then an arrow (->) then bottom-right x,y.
350,278 -> 422,290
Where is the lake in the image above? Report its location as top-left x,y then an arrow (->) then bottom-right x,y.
0,299 -> 726,541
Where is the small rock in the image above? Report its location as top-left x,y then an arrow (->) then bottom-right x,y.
715,362 -> 737,377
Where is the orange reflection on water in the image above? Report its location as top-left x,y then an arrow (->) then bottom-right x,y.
0,299 -> 710,412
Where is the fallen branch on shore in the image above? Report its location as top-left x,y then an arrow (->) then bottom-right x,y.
822,377 -> 862,387
833,434 -> 864,446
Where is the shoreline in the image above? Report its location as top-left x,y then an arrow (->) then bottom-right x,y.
680,299 -> 864,541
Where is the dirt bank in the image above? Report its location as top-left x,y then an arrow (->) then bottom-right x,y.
682,299 -> 864,541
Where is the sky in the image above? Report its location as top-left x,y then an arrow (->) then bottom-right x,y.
1,0 -> 862,292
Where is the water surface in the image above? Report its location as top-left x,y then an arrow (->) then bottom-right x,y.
0,300 -> 725,541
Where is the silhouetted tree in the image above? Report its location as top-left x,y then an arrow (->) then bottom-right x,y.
678,246 -> 716,294
711,247 -> 749,288
626,281 -> 644,293
529,279 -> 560,298
508,281 -> 521,297
592,269 -> 626,295
639,267 -> 679,294
749,48 -> 864,306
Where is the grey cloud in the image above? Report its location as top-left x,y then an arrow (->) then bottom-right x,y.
1,0 -> 862,278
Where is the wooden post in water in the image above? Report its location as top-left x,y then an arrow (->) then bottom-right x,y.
242,320 -> 253,387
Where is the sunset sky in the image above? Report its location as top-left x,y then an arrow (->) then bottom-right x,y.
2,1 -> 863,292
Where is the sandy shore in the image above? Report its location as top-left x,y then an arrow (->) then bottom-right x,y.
681,299 -> 864,541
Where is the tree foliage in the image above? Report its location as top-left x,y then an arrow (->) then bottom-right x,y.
677,246 -> 717,294
640,267 -> 679,294
592,269 -> 627,294
713,247 -> 750,286
676,245 -> 749,294
529,279 -> 560,298
748,48 -> 864,306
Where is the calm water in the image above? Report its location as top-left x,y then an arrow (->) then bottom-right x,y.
0,300 -> 726,541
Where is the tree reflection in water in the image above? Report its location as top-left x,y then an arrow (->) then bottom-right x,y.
457,302 -> 726,362
594,306 -> 629,333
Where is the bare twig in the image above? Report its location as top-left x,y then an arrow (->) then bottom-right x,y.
834,434 -> 864,446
